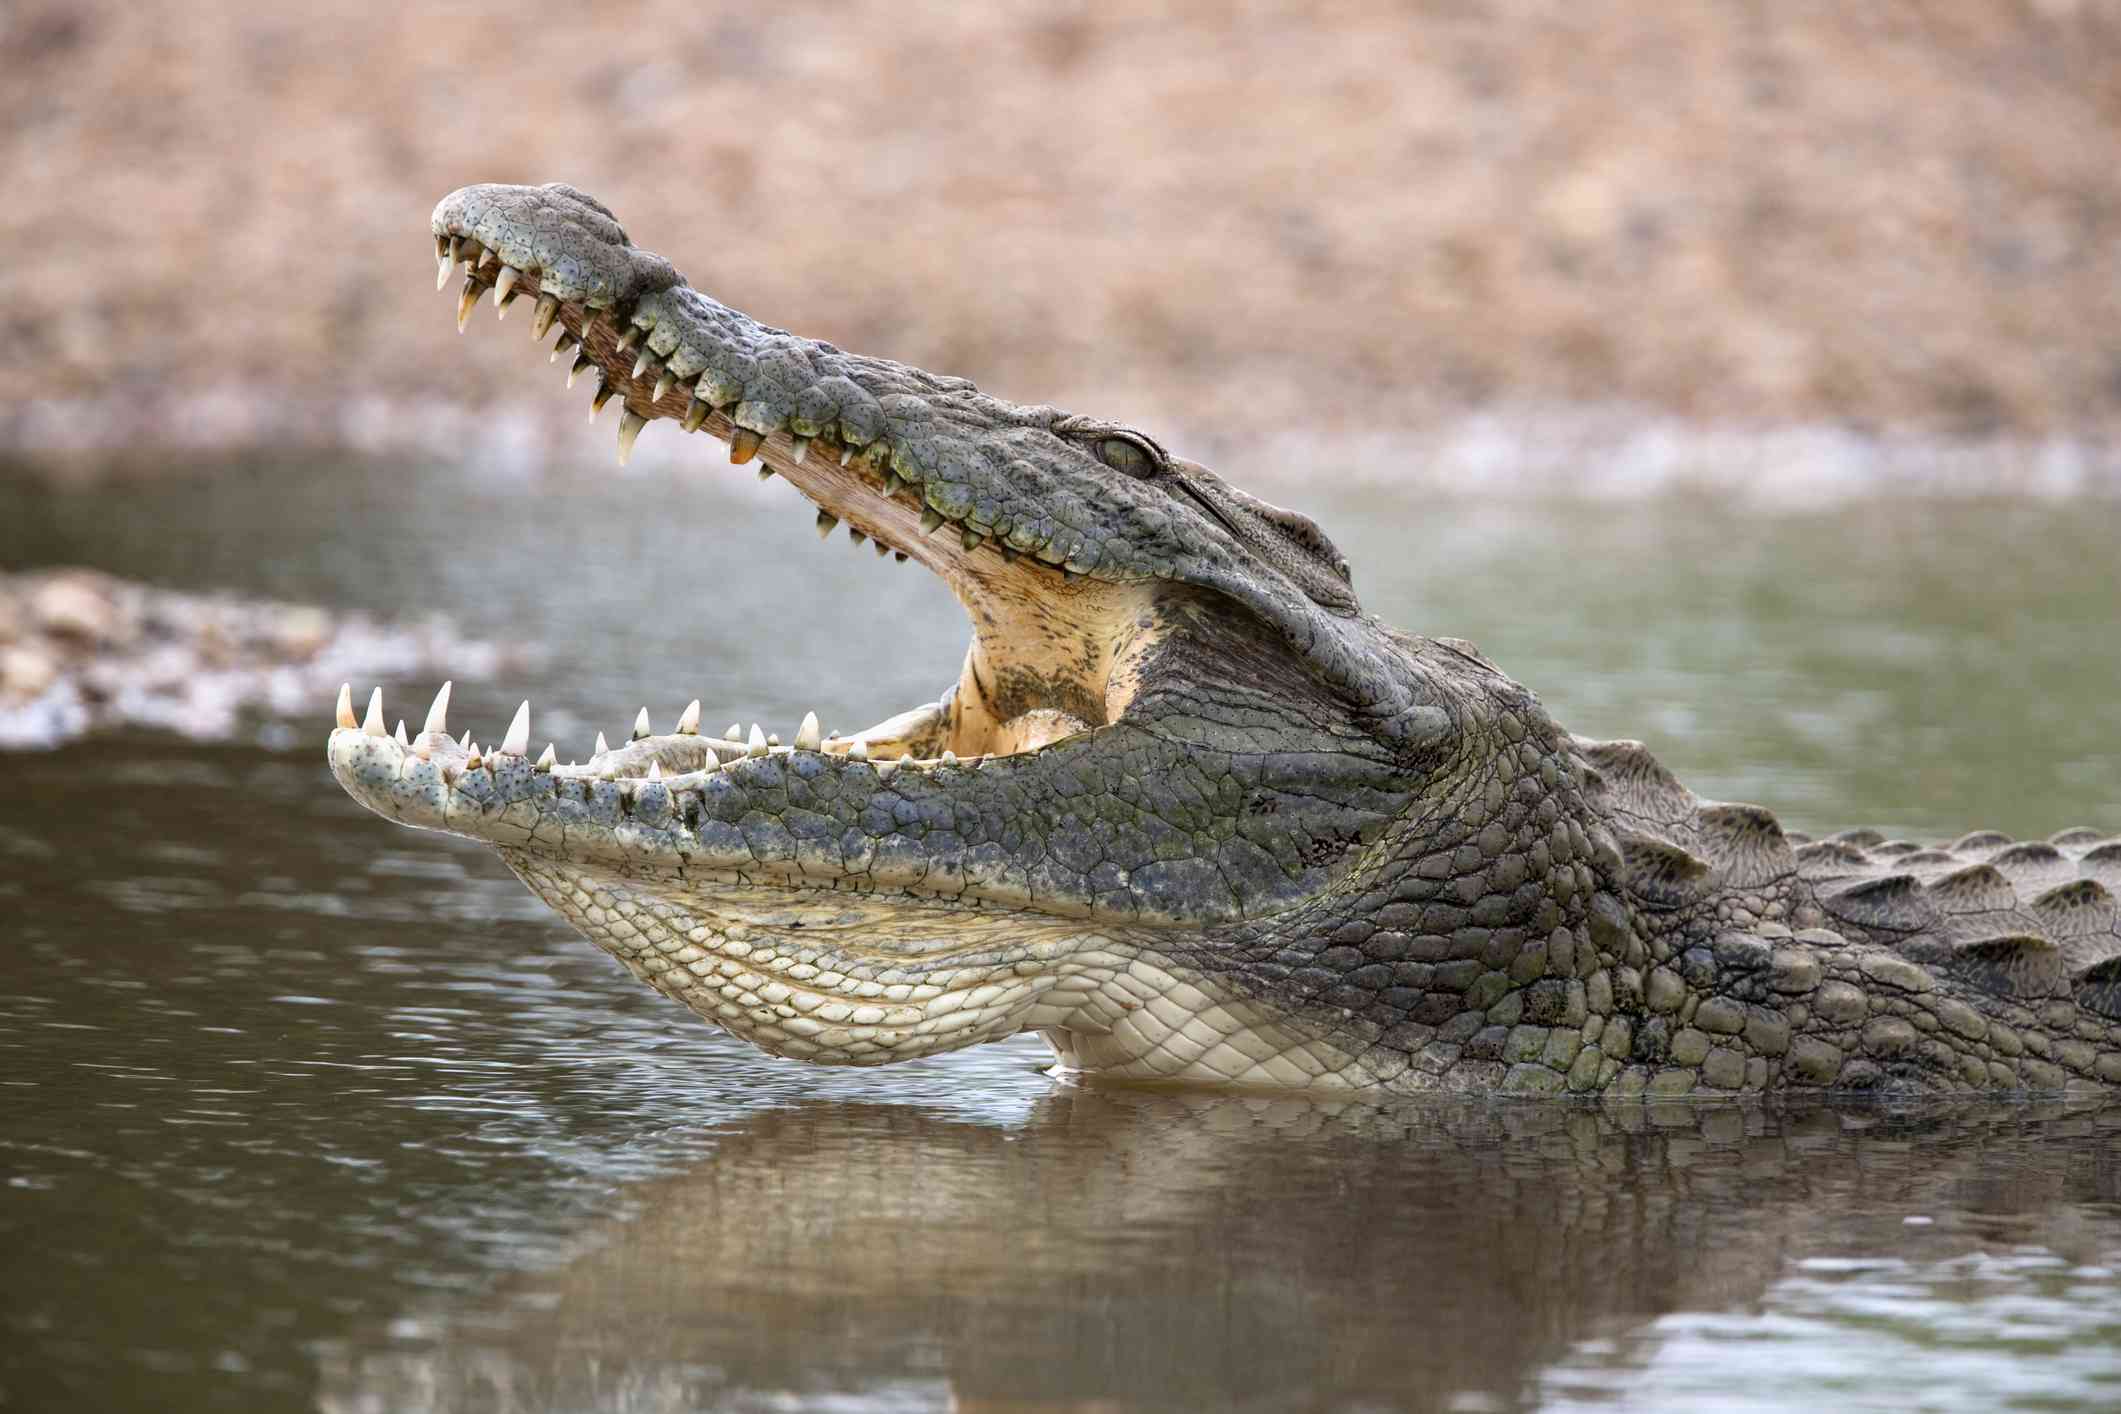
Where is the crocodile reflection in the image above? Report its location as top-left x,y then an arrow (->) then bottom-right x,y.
318,1090 -> 2121,1413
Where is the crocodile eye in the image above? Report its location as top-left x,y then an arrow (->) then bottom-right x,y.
1095,437 -> 1155,477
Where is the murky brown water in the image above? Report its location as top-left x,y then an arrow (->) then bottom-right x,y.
3,459 -> 2119,1411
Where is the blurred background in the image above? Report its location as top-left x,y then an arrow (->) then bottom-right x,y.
5,7 -> 2121,1410
5,0 -> 2121,485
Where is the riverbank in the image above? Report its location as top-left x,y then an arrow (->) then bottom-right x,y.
6,0 -> 2121,476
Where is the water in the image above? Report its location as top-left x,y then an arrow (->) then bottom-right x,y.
2,456 -> 2118,1412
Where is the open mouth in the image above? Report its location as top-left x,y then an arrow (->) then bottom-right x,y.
330,193 -> 1172,810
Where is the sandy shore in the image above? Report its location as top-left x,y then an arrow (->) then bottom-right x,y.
5,1 -> 2120,483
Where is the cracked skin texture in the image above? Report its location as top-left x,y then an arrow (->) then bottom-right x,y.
330,182 -> 2121,1096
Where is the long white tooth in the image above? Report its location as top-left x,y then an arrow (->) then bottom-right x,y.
792,436 -> 811,465
595,731 -> 611,756
839,445 -> 855,467
479,246 -> 497,269
676,700 -> 701,735
648,761 -> 662,782
436,254 -> 453,291
395,719 -> 409,746
633,707 -> 652,740
493,265 -> 520,312
747,723 -> 768,757
423,680 -> 452,736
767,732 -> 782,748
501,700 -> 530,756
632,350 -> 654,380
459,730 -> 472,749
536,743 -> 556,770
617,408 -> 648,466
701,748 -> 722,773
724,723 -> 742,742
848,738 -> 869,761
530,292 -> 562,340
362,687 -> 387,737
652,370 -> 675,403
335,682 -> 356,729
794,711 -> 821,751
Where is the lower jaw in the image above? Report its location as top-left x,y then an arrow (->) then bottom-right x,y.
505,847 -> 1393,1087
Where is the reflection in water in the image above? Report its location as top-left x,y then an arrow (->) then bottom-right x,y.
2,459 -> 2118,1411
317,1091 -> 2121,1414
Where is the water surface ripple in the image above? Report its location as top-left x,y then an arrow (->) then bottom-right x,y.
2,461 -> 2117,1411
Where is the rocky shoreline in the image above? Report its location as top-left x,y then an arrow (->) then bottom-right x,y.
0,568 -> 513,751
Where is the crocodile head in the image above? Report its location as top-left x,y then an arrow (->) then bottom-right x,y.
329,181 -> 1588,1088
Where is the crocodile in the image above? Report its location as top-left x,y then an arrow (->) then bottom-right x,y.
328,181 -> 2121,1097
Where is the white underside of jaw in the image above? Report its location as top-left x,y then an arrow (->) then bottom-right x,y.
507,852 -> 1394,1089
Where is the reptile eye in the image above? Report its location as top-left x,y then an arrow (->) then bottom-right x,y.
1095,437 -> 1154,477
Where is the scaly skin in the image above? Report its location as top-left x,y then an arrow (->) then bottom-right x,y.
329,182 -> 2121,1095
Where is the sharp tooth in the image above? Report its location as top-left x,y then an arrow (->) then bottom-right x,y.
681,396 -> 709,433
794,711 -> 821,751
493,265 -> 521,313
456,276 -> 482,332
652,370 -> 675,403
792,436 -> 811,465
568,354 -> 593,388
884,473 -> 906,497
676,700 -> 701,734
335,682 -> 356,729
595,731 -> 611,756
362,687 -> 387,736
848,528 -> 868,548
549,331 -> 578,363
757,465 -> 775,482
747,724 -> 768,757
874,539 -> 890,557
437,253 -> 453,291
632,350 -> 655,380
701,747 -> 723,773
648,761 -> 662,783
478,247 -> 497,269
633,707 -> 652,741
616,326 -> 643,355
536,743 -> 556,770
941,750 -> 958,763
395,719 -> 409,746
815,509 -> 839,539
839,446 -> 855,467
920,508 -> 946,535
728,428 -> 764,464
961,527 -> 985,551
423,680 -> 452,736
590,380 -> 616,417
459,730 -> 472,749
617,408 -> 648,465
501,700 -> 530,756
849,738 -> 869,761
530,292 -> 562,339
